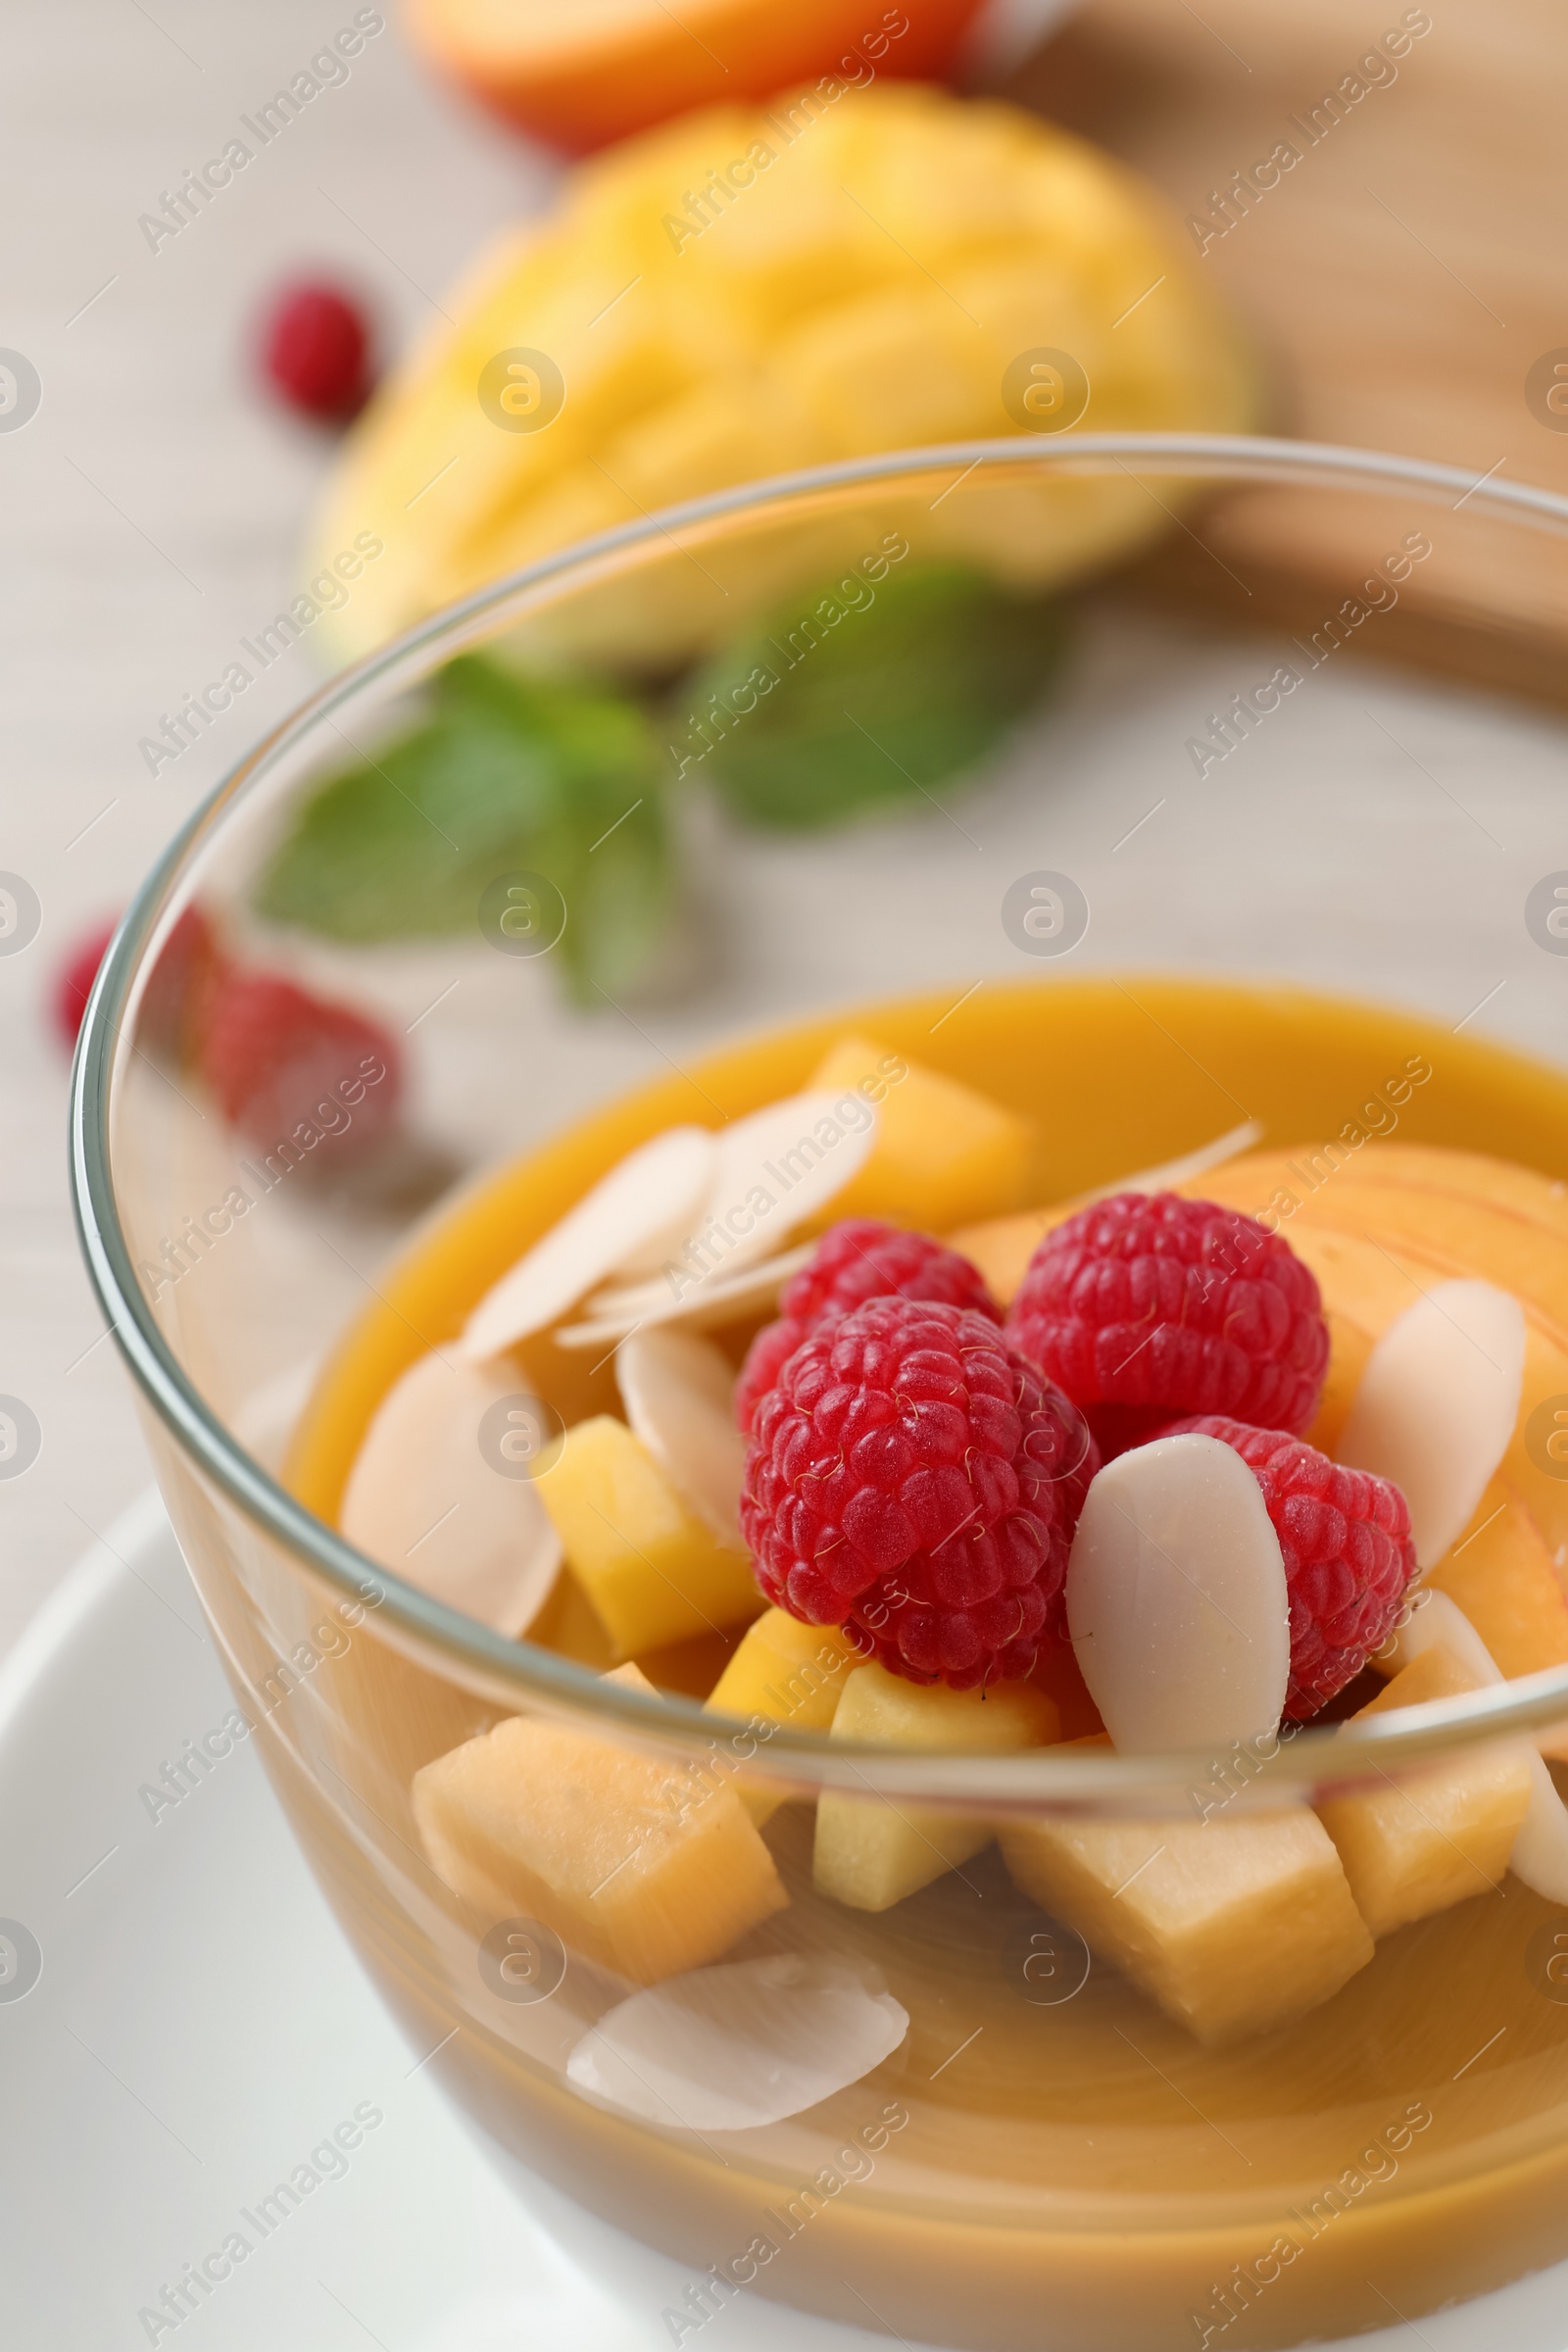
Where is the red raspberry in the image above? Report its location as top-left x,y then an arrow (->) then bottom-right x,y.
735,1219 -> 998,1434
199,970 -> 402,1159
53,918 -> 117,1051
1160,1415 -> 1417,1718
260,282 -> 371,420
1006,1192 -> 1329,1458
54,906 -> 222,1058
741,1297 -> 1099,1690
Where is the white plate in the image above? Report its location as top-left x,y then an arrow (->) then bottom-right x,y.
4,1498 -> 1568,2352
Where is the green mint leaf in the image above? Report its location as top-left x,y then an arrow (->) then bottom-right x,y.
253,655 -> 670,1003
676,563 -> 1070,830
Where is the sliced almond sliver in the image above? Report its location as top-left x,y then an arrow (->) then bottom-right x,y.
560,1088 -> 873,1346
687,1088 -> 879,1283
341,1351 -> 562,1636
1081,1118 -> 1264,1204
461,1125 -> 715,1363
554,1244 -> 814,1351
1379,1588 -> 1568,1902
1338,1280 -> 1526,1570
615,1328 -> 748,1547
566,1954 -> 908,2132
1066,1433 -> 1291,1751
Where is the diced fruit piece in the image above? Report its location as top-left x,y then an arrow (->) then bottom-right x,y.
1338,1280 -> 1526,1568
616,1327 -> 746,1545
1000,1808 -> 1373,2047
1377,1588 -> 1568,1907
743,1297 -> 1097,1688
413,1663 -> 787,1981
808,1035 -> 1033,1230
1006,1192 -> 1330,1458
735,1216 -> 998,1434
261,281 -> 372,421
1158,1416 -> 1417,1721
1316,1649 -> 1532,1937
1065,1434 -> 1290,1751
198,968 -> 402,1157
536,1414 -> 764,1657
1427,1475 -> 1568,1688
340,1350 -> 563,1635
947,1206 -> 1059,1311
462,1125 -> 715,1359
708,1608 -> 859,1732
706,1609 -> 860,1821
632,1625 -> 745,1698
814,1662 -> 1059,1911
526,1568 -> 615,1669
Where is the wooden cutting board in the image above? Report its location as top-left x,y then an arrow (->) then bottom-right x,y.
998,0 -> 1568,700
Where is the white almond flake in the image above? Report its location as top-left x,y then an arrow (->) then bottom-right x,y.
1066,1434 -> 1290,1751
341,1351 -> 562,1636
1382,1589 -> 1568,1904
1338,1280 -> 1526,1569
616,1329 -> 747,1547
548,1091 -> 874,1349
1081,1118 -> 1264,1204
558,1244 -> 814,1352
565,1954 -> 907,2132
460,1126 -> 715,1362
691,1090 -> 877,1277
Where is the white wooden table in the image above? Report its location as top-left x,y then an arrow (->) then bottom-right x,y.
0,0 -> 549,1655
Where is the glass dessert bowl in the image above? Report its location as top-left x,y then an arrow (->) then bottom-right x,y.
71,436 -> 1568,2352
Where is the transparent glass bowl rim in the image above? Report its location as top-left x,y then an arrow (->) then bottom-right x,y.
69,429 -> 1568,1808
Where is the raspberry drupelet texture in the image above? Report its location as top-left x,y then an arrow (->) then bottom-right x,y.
741,1296 -> 1098,1689
1160,1414 -> 1417,1718
735,1218 -> 999,1435
1006,1192 -> 1330,1458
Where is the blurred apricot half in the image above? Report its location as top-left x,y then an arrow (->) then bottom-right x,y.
403,0 -> 989,151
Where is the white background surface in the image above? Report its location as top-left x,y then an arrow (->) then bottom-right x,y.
0,0 -> 549,1659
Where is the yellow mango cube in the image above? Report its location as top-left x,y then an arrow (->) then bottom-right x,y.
706,1608 -> 862,1824
524,1565 -> 614,1670
413,1664 -> 787,1983
707,1608 -> 860,1732
815,1664 -> 1059,1912
810,1034 -> 1034,1231
1001,1809 -> 1373,2048
946,1205 -> 1061,1308
536,1415 -> 764,1659
1316,1646 -> 1532,1939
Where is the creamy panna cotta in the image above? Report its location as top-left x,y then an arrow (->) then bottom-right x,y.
285,982 -> 1568,2352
